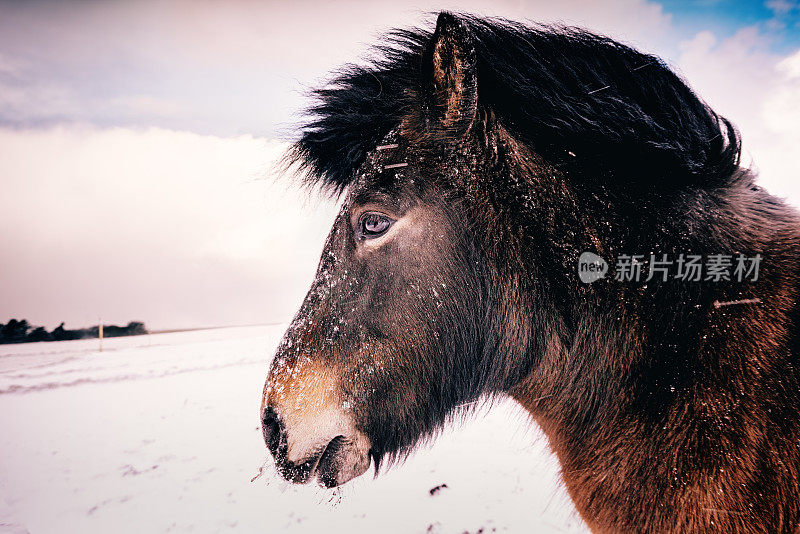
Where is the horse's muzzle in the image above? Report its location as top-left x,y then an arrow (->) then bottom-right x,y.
261,406 -> 371,487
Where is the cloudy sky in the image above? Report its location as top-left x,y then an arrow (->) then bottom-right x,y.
1,0 -> 799,330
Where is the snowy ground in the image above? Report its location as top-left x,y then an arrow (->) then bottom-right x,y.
0,325 -> 587,533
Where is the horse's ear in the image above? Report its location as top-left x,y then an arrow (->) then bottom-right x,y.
421,12 -> 478,139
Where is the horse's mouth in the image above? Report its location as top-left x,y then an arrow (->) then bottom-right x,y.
314,435 -> 347,487
278,435 -> 347,486
270,432 -> 372,487
261,403 -> 372,487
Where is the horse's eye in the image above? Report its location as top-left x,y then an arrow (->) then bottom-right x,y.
358,212 -> 394,239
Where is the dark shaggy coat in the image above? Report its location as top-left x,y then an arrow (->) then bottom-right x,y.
274,12 -> 800,533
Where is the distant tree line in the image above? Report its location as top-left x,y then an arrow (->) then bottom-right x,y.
0,319 -> 147,344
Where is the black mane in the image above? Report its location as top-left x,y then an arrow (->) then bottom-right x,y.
290,13 -> 741,193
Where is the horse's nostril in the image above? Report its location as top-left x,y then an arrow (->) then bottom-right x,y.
261,407 -> 284,457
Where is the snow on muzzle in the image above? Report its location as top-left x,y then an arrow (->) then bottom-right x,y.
261,362 -> 371,487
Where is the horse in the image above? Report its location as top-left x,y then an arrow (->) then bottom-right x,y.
260,12 -> 800,533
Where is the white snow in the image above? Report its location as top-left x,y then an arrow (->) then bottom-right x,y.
0,325 -> 587,533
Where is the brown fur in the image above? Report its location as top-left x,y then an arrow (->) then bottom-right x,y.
263,13 -> 800,531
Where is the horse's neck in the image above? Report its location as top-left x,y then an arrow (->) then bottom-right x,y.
509,270 -> 800,532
